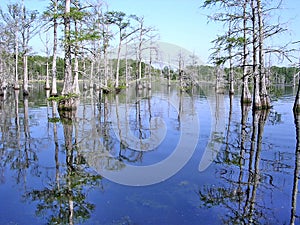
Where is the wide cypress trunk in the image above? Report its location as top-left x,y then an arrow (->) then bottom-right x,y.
59,0 -> 78,112
61,0 -> 73,96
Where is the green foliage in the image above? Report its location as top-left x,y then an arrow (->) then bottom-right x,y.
47,93 -> 79,102
27,55 -> 65,80
270,66 -> 299,84
105,11 -> 127,28
48,117 -> 60,123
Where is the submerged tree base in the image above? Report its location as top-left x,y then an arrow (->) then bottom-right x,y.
48,93 -> 79,118
58,96 -> 79,123
253,104 -> 273,111
58,97 -> 79,111
241,98 -> 252,105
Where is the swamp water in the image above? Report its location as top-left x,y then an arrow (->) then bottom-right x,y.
0,82 -> 299,225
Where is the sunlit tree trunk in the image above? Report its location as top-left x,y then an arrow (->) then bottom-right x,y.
228,20 -> 234,95
45,59 -> 50,90
61,0 -> 73,95
115,33 -> 122,89
257,0 -> 271,109
148,49 -> 152,89
21,0 -> 29,96
23,55 -> 29,95
14,28 -> 20,90
125,42 -> 129,87
83,61 -> 87,90
72,20 -> 80,95
89,60 -> 94,88
178,51 -> 184,89
251,0 -> 261,110
136,17 -> 145,81
103,23 -> 109,88
241,0 -> 252,104
51,0 -> 58,96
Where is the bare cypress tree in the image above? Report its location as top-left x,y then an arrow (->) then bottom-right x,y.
72,1 -> 81,95
14,6 -> 20,91
0,4 -> 22,90
19,0 -> 39,96
132,16 -> 157,82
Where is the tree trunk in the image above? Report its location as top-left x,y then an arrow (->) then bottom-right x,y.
89,60 -> 94,88
62,0 -> 73,95
251,0 -> 261,110
72,20 -> 80,95
51,0 -> 58,96
23,54 -> 29,95
294,76 -> 300,113
168,66 -> 171,86
291,110 -> 300,225
21,0 -> 29,96
103,24 -> 109,88
138,22 -> 143,80
45,60 -> 50,90
257,0 -> 271,109
73,54 -> 80,94
138,42 -> 142,80
14,28 -> 20,90
115,33 -> 122,89
228,20 -> 234,95
148,49 -> 152,89
82,61 -> 87,90
125,42 -> 129,87
241,0 -> 252,104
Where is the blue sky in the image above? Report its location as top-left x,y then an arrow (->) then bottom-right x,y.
0,0 -> 299,65
107,0 -> 300,65
107,0 -> 222,63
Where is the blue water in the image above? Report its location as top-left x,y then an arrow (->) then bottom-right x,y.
0,83 -> 299,225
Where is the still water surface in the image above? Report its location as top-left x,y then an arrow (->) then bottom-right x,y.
0,82 -> 299,225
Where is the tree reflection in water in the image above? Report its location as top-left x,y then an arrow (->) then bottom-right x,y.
1,83 -> 299,224
23,98 -> 102,225
197,96 -> 290,224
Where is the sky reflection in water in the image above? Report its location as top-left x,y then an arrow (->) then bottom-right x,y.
0,83 -> 299,225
